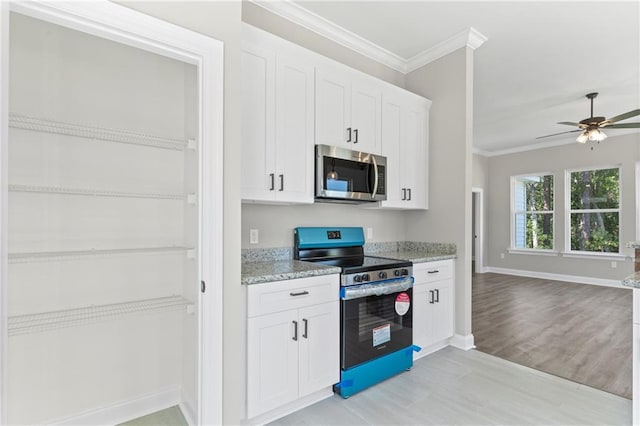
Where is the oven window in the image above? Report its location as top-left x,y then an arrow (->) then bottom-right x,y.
341,290 -> 413,369
358,297 -> 403,344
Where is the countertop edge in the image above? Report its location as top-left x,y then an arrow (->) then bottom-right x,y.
622,271 -> 640,289
241,263 -> 341,285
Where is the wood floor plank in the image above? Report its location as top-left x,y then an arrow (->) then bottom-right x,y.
473,272 -> 633,399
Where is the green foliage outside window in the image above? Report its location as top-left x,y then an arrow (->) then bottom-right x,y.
570,168 -> 619,253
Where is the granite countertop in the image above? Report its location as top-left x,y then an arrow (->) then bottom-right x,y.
241,259 -> 341,285
372,250 -> 457,263
241,241 -> 456,285
622,271 -> 640,289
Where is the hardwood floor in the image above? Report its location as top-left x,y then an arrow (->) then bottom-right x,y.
270,347 -> 631,425
473,272 -> 633,399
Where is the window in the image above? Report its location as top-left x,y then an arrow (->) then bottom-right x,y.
568,167 -> 620,253
512,174 -> 554,250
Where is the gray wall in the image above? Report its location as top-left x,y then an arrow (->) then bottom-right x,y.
405,48 -> 475,338
117,2 -> 245,424
486,133 -> 639,281
242,1 -> 405,87
242,203 -> 406,247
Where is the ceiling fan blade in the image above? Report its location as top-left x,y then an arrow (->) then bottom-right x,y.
557,121 -> 580,126
536,129 -> 582,139
604,122 -> 640,129
605,109 -> 640,124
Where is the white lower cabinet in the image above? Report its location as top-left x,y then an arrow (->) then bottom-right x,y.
412,260 -> 454,359
246,275 -> 340,420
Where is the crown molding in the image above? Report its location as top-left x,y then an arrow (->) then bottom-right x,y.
248,0 -> 408,73
483,138 -> 579,157
406,27 -> 487,73
248,0 -> 487,75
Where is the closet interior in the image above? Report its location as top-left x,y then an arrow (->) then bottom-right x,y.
6,12 -> 200,424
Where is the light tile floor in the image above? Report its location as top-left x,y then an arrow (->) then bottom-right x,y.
122,347 -> 632,425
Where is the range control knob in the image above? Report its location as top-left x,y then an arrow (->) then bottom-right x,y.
353,275 -> 362,283
394,269 -> 401,277
362,273 -> 370,282
401,268 -> 409,276
378,271 -> 387,279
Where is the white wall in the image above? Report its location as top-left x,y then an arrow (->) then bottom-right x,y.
117,2 -> 245,424
405,48 -> 475,338
486,133 -> 639,281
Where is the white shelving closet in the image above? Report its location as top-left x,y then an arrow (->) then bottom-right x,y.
0,3 -> 224,425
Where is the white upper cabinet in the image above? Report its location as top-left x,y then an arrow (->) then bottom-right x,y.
241,35 -> 314,204
316,67 -> 381,154
381,89 -> 431,210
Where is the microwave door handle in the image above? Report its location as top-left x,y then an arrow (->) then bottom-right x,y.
370,155 -> 379,199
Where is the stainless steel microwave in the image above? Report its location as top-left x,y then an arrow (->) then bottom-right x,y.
315,144 -> 387,203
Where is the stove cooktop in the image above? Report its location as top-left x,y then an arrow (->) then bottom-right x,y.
311,255 -> 412,274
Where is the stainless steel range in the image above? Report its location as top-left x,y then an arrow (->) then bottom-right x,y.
294,227 -> 416,398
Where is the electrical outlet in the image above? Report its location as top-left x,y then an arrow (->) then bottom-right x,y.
500,253 -> 505,259
367,227 -> 373,240
249,229 -> 259,245
611,261 -> 617,268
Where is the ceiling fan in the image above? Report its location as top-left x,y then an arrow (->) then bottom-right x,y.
537,92 -> 640,143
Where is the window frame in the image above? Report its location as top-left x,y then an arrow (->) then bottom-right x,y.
564,165 -> 621,256
509,172 -> 556,253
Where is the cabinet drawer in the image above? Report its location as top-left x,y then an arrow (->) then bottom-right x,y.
413,260 -> 453,285
247,274 -> 339,318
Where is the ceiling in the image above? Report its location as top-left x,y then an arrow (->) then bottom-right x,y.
267,1 -> 640,155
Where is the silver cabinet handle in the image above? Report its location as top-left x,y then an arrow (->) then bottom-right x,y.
292,320 -> 298,341
407,188 -> 412,201
302,318 -> 308,339
402,188 -> 407,200
435,289 -> 440,303
429,290 -> 435,304
427,270 -> 439,274
269,173 -> 275,191
279,174 -> 284,191
289,291 -> 309,297
347,127 -> 352,142
353,128 -> 359,144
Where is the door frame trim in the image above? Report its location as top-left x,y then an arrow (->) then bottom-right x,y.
0,2 -> 224,424
472,187 -> 485,273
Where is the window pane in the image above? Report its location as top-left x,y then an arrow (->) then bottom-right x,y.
570,168 -> 619,209
570,212 -> 619,252
525,213 -> 553,249
524,175 -> 553,211
514,212 -> 553,249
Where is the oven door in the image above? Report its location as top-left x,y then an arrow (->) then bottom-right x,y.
341,278 -> 413,370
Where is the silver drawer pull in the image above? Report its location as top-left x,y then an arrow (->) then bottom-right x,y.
289,291 -> 309,297
427,270 -> 440,274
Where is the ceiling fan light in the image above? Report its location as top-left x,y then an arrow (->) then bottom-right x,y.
586,128 -> 607,142
576,132 -> 588,143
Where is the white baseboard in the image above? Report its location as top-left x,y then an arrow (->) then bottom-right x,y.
484,267 -> 626,288
50,386 -> 181,426
449,334 -> 475,351
179,392 -> 197,426
242,386 -> 334,426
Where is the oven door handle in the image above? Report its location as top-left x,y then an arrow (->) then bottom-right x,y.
341,276 -> 413,300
